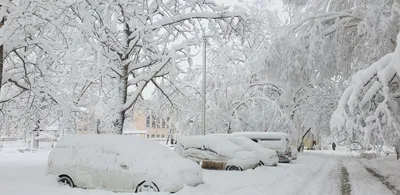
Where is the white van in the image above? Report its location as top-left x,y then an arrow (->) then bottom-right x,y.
232,132 -> 292,163
175,135 -> 260,171
46,134 -> 203,193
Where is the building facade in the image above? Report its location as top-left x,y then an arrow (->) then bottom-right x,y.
133,112 -> 170,139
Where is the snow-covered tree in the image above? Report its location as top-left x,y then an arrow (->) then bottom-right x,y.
331,31 -> 400,148
291,84 -> 339,143
68,0 -> 244,134
0,0 -> 244,136
0,0 -> 81,136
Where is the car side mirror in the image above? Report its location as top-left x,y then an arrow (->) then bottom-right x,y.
120,164 -> 129,170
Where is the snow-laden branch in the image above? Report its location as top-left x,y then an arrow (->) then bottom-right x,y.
147,11 -> 245,30
331,32 -> 400,146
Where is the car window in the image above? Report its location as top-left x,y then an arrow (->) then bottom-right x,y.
260,138 -> 281,141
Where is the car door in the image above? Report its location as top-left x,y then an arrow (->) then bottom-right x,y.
74,147 -> 102,189
110,155 -> 135,191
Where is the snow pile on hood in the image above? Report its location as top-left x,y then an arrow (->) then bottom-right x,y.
176,135 -> 242,158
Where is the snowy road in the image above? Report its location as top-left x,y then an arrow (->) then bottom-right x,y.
0,150 -> 396,195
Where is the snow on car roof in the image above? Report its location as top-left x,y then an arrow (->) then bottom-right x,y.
176,135 -> 243,158
207,134 -> 264,150
232,132 -> 289,139
56,134 -> 179,158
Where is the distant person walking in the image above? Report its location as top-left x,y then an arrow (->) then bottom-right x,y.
332,142 -> 336,151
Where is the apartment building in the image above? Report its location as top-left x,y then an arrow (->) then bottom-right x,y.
132,112 -> 170,139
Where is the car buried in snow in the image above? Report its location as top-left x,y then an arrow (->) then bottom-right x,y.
207,134 -> 279,166
232,132 -> 293,163
46,134 -> 203,193
174,135 -> 261,171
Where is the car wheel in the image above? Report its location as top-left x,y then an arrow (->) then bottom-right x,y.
58,175 -> 74,187
226,165 -> 243,171
135,181 -> 160,193
256,161 -> 264,168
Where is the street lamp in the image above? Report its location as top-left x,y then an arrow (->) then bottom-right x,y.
202,36 -> 207,135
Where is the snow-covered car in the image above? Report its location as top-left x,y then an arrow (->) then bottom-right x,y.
46,134 -> 203,193
291,146 -> 298,160
232,132 -> 292,163
175,135 -> 261,171
208,134 -> 279,166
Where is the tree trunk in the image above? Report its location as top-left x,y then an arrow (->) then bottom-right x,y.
114,19 -> 130,135
0,17 -> 4,91
395,139 -> 400,160
115,66 -> 128,135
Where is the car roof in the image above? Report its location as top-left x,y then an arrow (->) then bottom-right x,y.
232,132 -> 290,139
56,134 -> 179,158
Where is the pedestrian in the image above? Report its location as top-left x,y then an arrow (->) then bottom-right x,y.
332,142 -> 336,151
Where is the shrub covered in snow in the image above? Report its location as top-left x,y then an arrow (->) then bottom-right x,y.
46,134 -> 203,193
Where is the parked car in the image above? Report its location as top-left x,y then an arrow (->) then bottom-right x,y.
175,135 -> 260,171
46,134 -> 203,193
208,134 -> 279,166
232,132 -> 292,163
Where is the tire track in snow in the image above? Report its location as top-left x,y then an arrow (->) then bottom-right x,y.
343,158 -> 393,195
340,165 -> 351,195
364,167 -> 400,195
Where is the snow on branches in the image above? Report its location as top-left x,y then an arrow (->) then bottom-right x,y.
331,32 -> 400,147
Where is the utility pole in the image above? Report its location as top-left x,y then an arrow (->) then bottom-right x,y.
202,36 -> 207,135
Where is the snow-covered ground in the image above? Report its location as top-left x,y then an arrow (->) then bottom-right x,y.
360,155 -> 400,193
1,145 -> 399,195
0,148 -> 341,195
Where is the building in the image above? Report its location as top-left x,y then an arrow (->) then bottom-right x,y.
75,112 -> 170,139
303,132 -> 322,150
133,112 -> 170,139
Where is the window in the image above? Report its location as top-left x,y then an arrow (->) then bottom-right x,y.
152,116 -> 156,128
161,135 -> 165,138
146,116 -> 150,128
151,134 -> 155,138
147,134 -> 149,139
157,135 -> 160,138
162,119 -> 166,128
